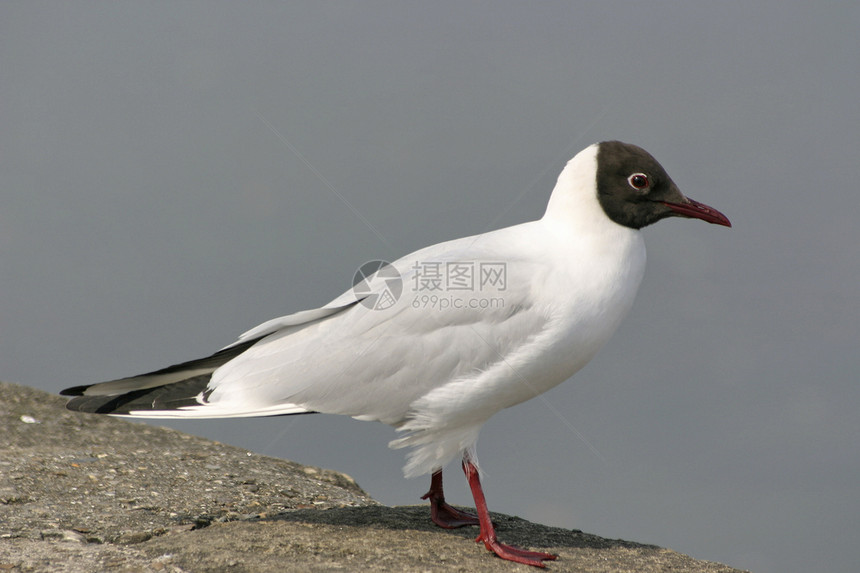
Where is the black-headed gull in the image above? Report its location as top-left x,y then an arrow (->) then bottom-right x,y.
63,141 -> 730,567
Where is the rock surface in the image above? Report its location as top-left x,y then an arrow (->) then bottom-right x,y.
1,381 -> 748,572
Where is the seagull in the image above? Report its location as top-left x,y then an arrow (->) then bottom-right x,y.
62,141 -> 731,567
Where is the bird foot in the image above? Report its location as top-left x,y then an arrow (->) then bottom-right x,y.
421,491 -> 481,528
475,533 -> 558,567
422,470 -> 481,529
461,458 -> 557,567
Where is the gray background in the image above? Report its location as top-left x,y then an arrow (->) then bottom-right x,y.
2,3 -> 857,573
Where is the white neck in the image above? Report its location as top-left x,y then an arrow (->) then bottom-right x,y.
542,143 -> 617,235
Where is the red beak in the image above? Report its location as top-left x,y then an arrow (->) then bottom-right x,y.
662,198 -> 732,227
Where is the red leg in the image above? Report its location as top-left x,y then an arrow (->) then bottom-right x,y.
462,458 -> 557,567
421,469 -> 480,528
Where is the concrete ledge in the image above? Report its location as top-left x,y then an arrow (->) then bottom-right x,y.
1,382 -> 748,572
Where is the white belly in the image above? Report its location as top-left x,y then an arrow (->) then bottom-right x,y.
393,225 -> 646,477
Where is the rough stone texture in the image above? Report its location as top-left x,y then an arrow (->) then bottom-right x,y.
0,382 -> 748,572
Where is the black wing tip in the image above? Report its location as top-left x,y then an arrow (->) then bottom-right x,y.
64,388 -> 157,415
63,396 -> 109,414
60,385 -> 91,397
58,337 -> 263,400
63,375 -> 214,415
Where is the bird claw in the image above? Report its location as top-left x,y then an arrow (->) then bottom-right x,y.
475,534 -> 558,567
423,495 -> 481,528
460,459 -> 557,567
422,470 -> 481,529
423,465 -> 556,566
421,480 -> 481,529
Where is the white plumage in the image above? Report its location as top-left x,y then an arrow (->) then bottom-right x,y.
114,145 -> 644,478
64,141 -> 730,566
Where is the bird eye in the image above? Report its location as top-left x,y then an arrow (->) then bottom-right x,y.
628,173 -> 650,191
